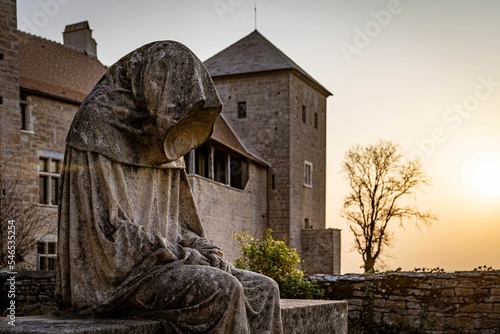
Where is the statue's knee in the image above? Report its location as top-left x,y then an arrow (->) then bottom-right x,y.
225,273 -> 245,296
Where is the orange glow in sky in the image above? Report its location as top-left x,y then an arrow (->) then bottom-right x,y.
17,0 -> 500,274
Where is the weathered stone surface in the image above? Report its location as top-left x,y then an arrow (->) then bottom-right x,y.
0,300 -> 348,334
280,299 -> 347,334
314,271 -> 500,333
0,317 -> 162,334
57,41 -> 282,333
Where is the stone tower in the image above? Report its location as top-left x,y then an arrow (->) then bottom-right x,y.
204,30 -> 333,253
0,0 -> 21,175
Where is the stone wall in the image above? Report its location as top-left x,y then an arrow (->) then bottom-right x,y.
1,93 -> 79,268
288,72 -> 328,252
312,271 -> 500,333
0,0 -> 21,175
213,72 -> 293,242
1,271 -> 56,313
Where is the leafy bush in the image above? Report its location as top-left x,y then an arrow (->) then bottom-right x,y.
234,229 -> 323,299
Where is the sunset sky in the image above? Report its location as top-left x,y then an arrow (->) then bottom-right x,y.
17,0 -> 500,273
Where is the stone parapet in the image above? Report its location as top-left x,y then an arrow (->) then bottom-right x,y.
281,299 -> 347,334
312,271 -> 500,333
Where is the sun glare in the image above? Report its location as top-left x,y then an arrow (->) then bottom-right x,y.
462,152 -> 500,198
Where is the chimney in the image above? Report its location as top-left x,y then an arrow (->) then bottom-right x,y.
63,21 -> 97,58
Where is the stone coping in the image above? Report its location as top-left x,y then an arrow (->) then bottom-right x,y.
0,300 -> 347,334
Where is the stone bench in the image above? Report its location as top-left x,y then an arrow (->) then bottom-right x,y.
0,300 -> 347,334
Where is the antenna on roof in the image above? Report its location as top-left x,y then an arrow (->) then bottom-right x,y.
254,1 -> 257,31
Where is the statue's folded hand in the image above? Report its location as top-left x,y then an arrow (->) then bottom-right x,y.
205,252 -> 233,272
184,248 -> 211,266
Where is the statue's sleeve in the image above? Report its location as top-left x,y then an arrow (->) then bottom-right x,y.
176,170 -> 232,271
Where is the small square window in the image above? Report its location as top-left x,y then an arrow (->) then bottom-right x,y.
238,102 -> 247,119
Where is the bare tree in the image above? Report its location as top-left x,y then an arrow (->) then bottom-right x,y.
0,157 -> 54,268
341,140 -> 435,273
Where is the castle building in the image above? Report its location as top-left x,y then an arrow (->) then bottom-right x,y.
0,0 -> 340,274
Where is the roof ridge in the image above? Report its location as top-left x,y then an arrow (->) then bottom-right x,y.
218,113 -> 269,165
204,30 -> 332,96
250,30 -> 308,74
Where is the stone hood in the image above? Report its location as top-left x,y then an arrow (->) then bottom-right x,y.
66,40 -> 222,167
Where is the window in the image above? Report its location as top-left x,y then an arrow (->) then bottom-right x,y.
314,112 -> 318,129
191,142 -> 249,190
20,94 -> 29,131
195,144 -> 210,178
39,156 -> 61,205
304,161 -> 313,187
304,218 -> 310,229
302,105 -> 307,123
214,149 -> 227,184
230,156 -> 248,190
37,241 -> 57,270
238,102 -> 247,119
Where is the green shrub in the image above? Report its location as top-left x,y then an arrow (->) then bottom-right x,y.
234,229 -> 323,299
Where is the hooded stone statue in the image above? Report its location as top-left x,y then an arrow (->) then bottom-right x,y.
56,41 -> 283,334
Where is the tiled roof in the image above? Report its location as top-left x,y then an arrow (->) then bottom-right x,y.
211,115 -> 269,167
18,31 -> 107,103
204,30 -> 332,96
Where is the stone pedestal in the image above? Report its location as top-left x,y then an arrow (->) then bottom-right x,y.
0,300 -> 347,334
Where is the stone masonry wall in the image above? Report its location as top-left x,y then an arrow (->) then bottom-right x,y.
288,73 -> 328,253
3,94 -> 79,267
188,161 -> 268,264
1,271 -> 56,314
312,271 -> 500,333
212,72 -> 292,242
0,0 -> 21,175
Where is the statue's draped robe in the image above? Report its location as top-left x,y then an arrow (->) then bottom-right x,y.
56,41 -> 283,334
